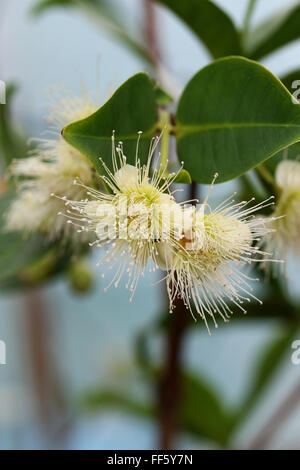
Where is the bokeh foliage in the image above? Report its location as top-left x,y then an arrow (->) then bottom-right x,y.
1,0 -> 300,447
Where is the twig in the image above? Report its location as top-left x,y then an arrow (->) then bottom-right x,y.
24,288 -> 67,444
143,0 -> 161,67
158,182 -> 197,449
142,0 -> 197,449
158,297 -> 188,449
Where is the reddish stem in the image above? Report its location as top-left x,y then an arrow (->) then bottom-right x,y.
158,182 -> 197,449
143,0 -> 160,67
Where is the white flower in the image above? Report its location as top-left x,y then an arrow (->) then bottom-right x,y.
63,143 -> 277,332
5,189 -> 66,235
6,89 -> 96,239
264,160 -> 300,265
157,182 -> 277,334
46,87 -> 95,131
61,133 -> 185,299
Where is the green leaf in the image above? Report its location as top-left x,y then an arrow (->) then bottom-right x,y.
31,0 -> 151,65
0,192 -> 49,284
0,232 -> 46,284
63,73 -> 158,174
233,327 -> 296,429
0,83 -> 28,168
0,191 -> 73,290
266,69 -> 300,173
180,371 -> 232,445
172,169 -> 192,184
158,0 -> 241,59
159,294 -> 299,332
82,389 -> 154,419
31,0 -> 71,14
176,56 -> 300,184
154,84 -> 173,105
246,3 -> 300,60
82,369 -> 232,446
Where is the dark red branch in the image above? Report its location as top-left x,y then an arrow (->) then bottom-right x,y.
158,182 -> 197,449
143,0 -> 161,67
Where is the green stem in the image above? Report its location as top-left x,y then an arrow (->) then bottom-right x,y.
159,110 -> 171,176
256,164 -> 275,186
239,173 -> 263,200
255,164 -> 281,197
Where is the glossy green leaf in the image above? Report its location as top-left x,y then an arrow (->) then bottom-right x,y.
31,0 -> 151,65
246,3 -> 300,60
158,0 -> 241,58
266,68 -> 300,173
233,327 -> 296,430
176,57 -> 300,184
63,73 -> 158,174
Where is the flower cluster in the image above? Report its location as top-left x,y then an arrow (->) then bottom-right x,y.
6,90 -> 97,240
61,135 -> 276,333
264,160 -> 300,270
4,88 -> 283,332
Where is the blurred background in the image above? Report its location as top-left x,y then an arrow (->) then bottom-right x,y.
1,0 -> 300,450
